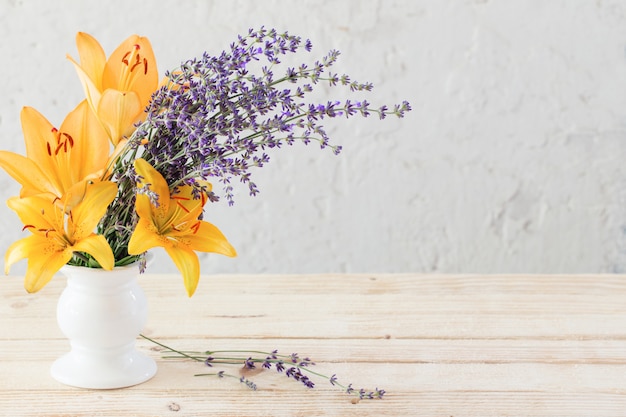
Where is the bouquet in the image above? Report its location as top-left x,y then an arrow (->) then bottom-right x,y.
0,28 -> 410,296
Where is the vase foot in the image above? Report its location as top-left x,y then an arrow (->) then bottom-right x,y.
51,347 -> 157,389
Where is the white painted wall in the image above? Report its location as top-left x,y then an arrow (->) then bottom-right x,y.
1,0 -> 626,283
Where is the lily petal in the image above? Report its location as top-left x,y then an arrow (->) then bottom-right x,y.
62,179 -> 100,212
24,245 -> 73,293
5,235 -> 72,293
97,89 -> 142,145
164,244 -> 200,297
128,218 -> 167,255
19,107 -> 70,191
60,100 -> 110,180
5,235 -> 42,274
170,181 -> 212,215
6,195 -> 58,234
0,151 -> 61,198
74,32 -> 107,91
134,158 -> 170,217
69,181 -> 117,239
72,234 -> 115,270
187,221 -> 237,257
67,55 -> 103,117
25,249 -> 73,293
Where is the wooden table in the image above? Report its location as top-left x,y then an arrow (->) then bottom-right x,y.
1,273 -> 625,416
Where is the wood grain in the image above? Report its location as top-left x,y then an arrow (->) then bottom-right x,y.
1,273 -> 625,416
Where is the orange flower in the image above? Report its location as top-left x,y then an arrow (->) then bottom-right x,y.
128,158 -> 236,297
0,103 -> 110,209
68,32 -> 158,145
5,181 -> 117,293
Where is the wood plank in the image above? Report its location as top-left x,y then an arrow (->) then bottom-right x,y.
3,275 -> 626,339
5,273 -> 626,297
3,337 -> 626,364
0,389 -> 625,417
5,359 -> 626,394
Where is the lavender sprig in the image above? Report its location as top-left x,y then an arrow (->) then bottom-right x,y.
91,26 -> 410,266
133,27 -> 410,206
140,334 -> 385,400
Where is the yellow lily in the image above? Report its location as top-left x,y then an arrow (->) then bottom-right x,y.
68,32 -> 158,145
5,181 -> 117,293
0,103 -> 111,209
128,158 -> 236,297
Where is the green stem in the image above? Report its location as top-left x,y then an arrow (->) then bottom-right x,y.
139,334 -> 204,362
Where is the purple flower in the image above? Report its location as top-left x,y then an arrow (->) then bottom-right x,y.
239,376 -> 257,390
244,357 -> 256,369
128,27 -> 410,207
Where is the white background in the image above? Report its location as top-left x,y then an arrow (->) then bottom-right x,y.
1,0 -> 626,285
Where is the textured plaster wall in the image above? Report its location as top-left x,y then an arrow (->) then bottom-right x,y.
1,0 -> 626,283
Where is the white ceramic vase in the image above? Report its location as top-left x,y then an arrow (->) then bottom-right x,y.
50,258 -> 157,389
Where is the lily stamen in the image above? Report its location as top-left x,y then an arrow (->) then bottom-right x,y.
62,132 -> 74,147
38,228 -> 56,238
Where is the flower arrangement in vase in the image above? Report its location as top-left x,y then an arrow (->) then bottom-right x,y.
0,28 -> 410,389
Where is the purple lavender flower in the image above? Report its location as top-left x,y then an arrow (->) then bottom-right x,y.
285,367 -> 315,389
330,374 -> 338,386
239,376 -> 257,390
129,27 -> 410,207
244,357 -> 256,369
